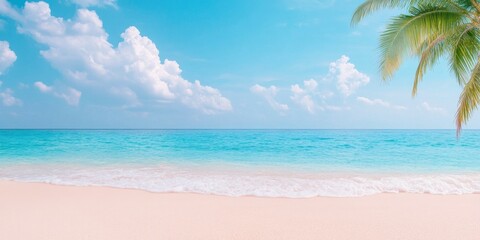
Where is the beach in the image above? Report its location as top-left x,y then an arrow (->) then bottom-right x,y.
1,130 -> 479,239
1,180 -> 479,240
2,0 -> 480,239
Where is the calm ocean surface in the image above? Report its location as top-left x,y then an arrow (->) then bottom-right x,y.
1,129 -> 479,197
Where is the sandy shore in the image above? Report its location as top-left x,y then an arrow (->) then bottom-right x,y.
0,181 -> 479,240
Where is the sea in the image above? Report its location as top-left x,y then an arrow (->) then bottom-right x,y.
0,129 -> 479,197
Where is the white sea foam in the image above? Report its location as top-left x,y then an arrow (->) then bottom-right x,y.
0,164 -> 479,198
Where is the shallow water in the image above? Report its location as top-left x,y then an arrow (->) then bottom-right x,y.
1,129 -> 479,197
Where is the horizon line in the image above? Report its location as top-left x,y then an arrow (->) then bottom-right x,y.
0,128 -> 478,131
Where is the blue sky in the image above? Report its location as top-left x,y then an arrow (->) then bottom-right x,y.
0,0 -> 477,129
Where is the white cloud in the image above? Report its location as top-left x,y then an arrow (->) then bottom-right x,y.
251,84 -> 289,112
0,0 -> 21,20
357,96 -> 406,110
1,1 -> 231,113
289,78 -> 344,114
421,102 -> 446,114
70,0 -> 116,8
357,96 -> 389,107
0,40 -> 16,75
109,86 -> 140,107
0,88 -> 21,106
34,81 -> 52,93
303,78 -> 318,91
58,88 -> 81,106
34,81 -> 81,106
0,68 -> 21,106
329,55 -> 370,96
290,79 -> 331,113
254,56 -> 367,114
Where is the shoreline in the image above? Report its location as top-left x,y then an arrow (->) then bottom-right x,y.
2,178 -> 480,198
1,168 -> 479,197
1,180 -> 479,240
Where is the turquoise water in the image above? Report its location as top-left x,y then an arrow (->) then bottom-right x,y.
1,130 -> 479,197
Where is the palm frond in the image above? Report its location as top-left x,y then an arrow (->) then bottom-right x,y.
379,4 -> 464,80
455,0 -> 477,10
449,25 -> 480,85
413,34 -> 447,96
456,57 -> 480,135
467,0 -> 480,12
352,0 -> 413,25
353,0 -> 480,134
351,0 -> 465,25
352,0 -> 402,25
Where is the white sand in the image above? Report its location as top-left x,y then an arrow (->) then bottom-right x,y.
0,180 -> 479,240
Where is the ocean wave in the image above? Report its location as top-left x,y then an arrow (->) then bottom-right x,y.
0,164 -> 479,198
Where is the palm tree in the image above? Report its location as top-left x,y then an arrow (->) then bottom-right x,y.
352,0 -> 480,135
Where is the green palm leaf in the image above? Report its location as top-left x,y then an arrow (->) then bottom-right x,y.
449,25 -> 480,85
351,0 -> 412,25
353,0 -> 480,134
456,58 -> 480,135
413,34 -> 446,96
379,4 -> 463,79
351,0 -> 465,25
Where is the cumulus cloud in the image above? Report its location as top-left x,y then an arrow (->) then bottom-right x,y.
0,88 -> 21,106
0,40 -> 16,75
70,0 -> 116,8
34,81 -> 52,93
329,55 -> 369,96
251,84 -> 289,112
109,86 -> 140,107
0,1 -> 231,113
421,102 -> 445,114
252,55 -> 368,114
290,79 -> 318,113
357,96 -> 406,110
34,81 -> 81,106
0,42 -> 22,107
290,79 -> 336,113
0,0 -> 20,20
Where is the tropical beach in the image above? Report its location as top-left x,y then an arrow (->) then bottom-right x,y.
0,129 -> 479,239
1,0 -> 480,239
